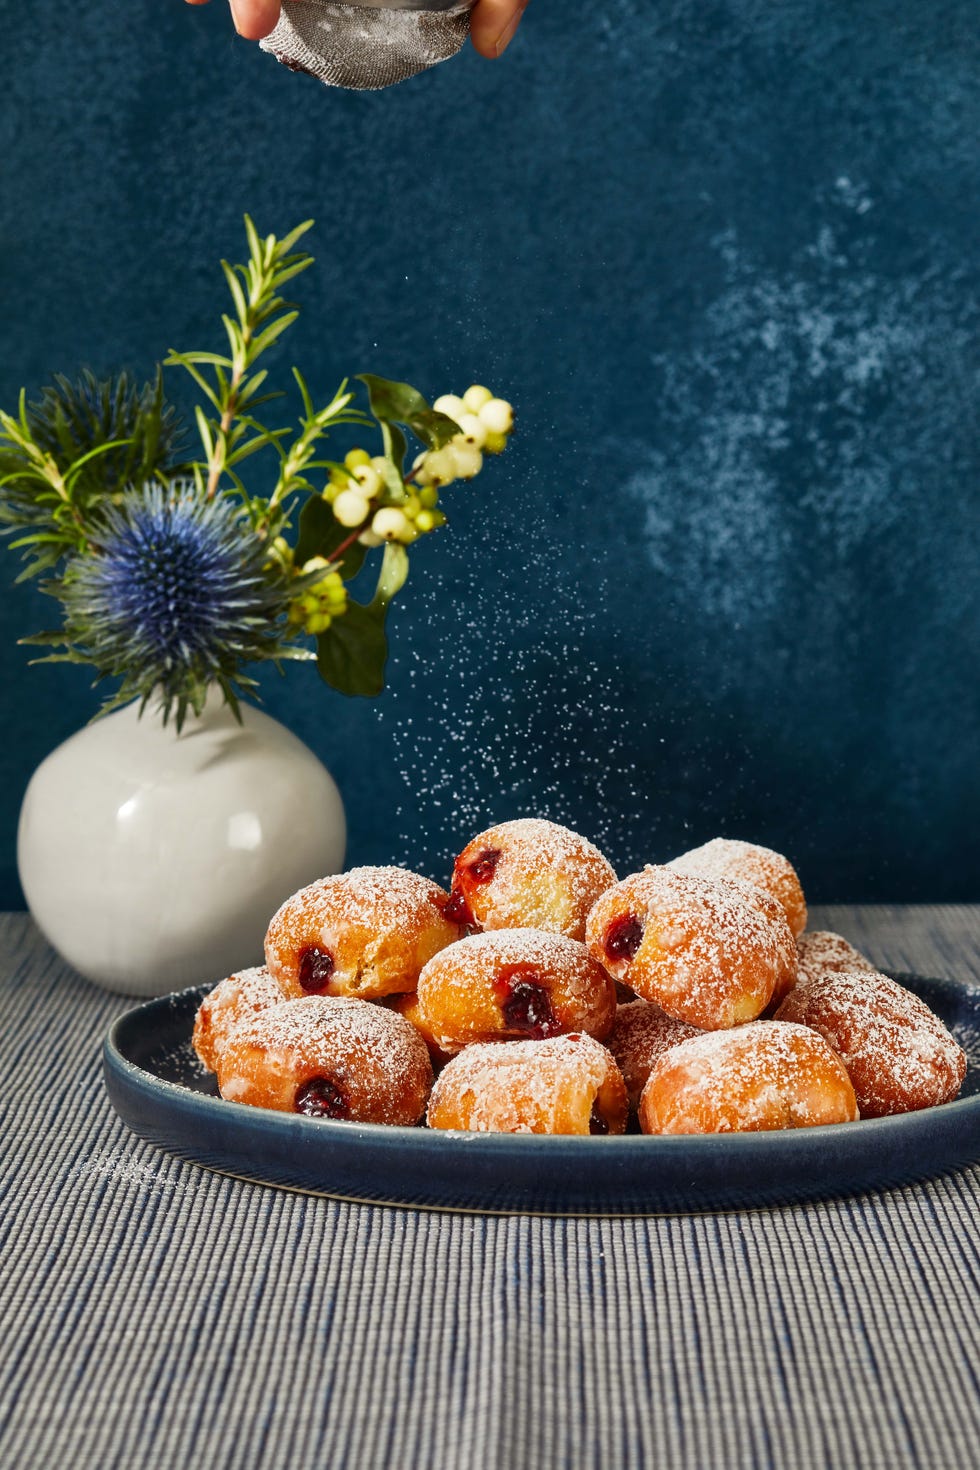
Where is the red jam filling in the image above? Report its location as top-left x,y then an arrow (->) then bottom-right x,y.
298,947 -> 335,994
443,848 -> 501,926
294,1076 -> 348,1119
494,965 -> 561,1039
604,914 -> 644,964
442,886 -> 474,926
468,848 -> 501,883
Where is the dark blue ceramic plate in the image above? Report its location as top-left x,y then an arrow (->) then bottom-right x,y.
103,973 -> 980,1214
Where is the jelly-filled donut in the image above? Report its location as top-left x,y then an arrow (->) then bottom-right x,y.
192,965 -> 287,1074
606,999 -> 701,1111
585,867 -> 798,1030
775,969 -> 966,1117
639,1020 -> 859,1134
722,878 -> 801,1008
795,931 -> 876,986
416,929 -> 617,1055
427,1033 -> 629,1135
444,817 -> 617,941
667,838 -> 807,938
216,995 -> 433,1124
265,866 -> 462,1001
385,991 -> 454,1070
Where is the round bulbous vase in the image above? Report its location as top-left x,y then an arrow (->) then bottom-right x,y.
17,692 -> 346,996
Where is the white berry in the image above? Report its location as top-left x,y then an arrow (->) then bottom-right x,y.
449,442 -> 484,480
433,394 -> 466,422
478,397 -> 513,434
352,463 -> 383,498
333,489 -> 371,527
462,384 -> 493,412
423,447 -> 458,487
372,507 -> 412,541
456,413 -> 488,448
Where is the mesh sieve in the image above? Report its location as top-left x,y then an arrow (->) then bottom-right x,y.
260,0 -> 476,90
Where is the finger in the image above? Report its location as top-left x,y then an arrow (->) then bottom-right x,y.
227,0 -> 282,40
469,0 -> 529,59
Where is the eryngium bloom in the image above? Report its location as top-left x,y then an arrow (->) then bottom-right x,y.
61,480 -> 292,726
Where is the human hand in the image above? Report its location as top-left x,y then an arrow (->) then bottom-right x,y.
186,0 -> 530,56
183,0 -> 279,42
469,0 -> 530,58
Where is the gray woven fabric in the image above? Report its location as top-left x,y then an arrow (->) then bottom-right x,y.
2,906 -> 980,1469
261,0 -> 474,90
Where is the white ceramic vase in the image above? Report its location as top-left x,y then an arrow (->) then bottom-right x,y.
17,692 -> 346,996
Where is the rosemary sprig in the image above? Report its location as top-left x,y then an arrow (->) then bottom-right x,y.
165,216 -> 368,535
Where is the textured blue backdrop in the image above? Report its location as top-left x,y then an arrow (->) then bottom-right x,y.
1,0 -> 977,905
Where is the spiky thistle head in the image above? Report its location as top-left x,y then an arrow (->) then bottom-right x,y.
25,368 -> 185,497
58,479 -> 296,727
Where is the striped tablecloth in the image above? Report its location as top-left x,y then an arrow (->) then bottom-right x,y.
2,908 -> 979,1469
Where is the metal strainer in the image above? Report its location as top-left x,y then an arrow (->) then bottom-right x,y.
260,0 -> 476,90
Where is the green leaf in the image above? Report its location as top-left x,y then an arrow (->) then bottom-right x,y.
221,261 -> 249,324
315,601 -> 388,697
292,367 -> 315,421
244,214 -> 263,267
372,541 -> 409,605
357,374 -> 459,450
379,422 -> 407,490
278,218 -> 316,254
194,405 -> 215,458
315,544 -> 409,698
250,311 -> 299,359
62,437 -> 136,491
17,629 -> 68,647
7,531 -> 72,549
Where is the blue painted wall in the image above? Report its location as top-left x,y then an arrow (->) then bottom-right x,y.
1,0 -> 977,904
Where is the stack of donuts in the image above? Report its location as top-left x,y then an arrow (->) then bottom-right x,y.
192,820 -> 967,1137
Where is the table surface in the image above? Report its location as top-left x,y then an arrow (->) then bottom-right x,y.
2,906 -> 979,1470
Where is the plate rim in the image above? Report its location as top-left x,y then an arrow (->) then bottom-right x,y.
102,971 -> 980,1207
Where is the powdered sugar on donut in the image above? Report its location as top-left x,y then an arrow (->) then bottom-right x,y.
795,931 -> 876,985
218,995 -> 433,1125
775,969 -> 967,1117
427,1032 -> 626,1134
265,866 -> 461,1000
667,837 -> 807,937
192,965 -> 287,1073
607,999 -> 702,1108
585,867 -> 797,1029
640,1020 -> 859,1133
416,928 -> 616,1052
452,817 -> 617,940
270,866 -> 449,938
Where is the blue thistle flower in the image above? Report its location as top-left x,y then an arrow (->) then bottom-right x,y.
60,480 -> 293,726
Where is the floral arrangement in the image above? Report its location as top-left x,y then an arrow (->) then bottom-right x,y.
0,218 -> 513,728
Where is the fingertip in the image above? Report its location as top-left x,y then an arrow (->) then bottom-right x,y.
229,0 -> 280,39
